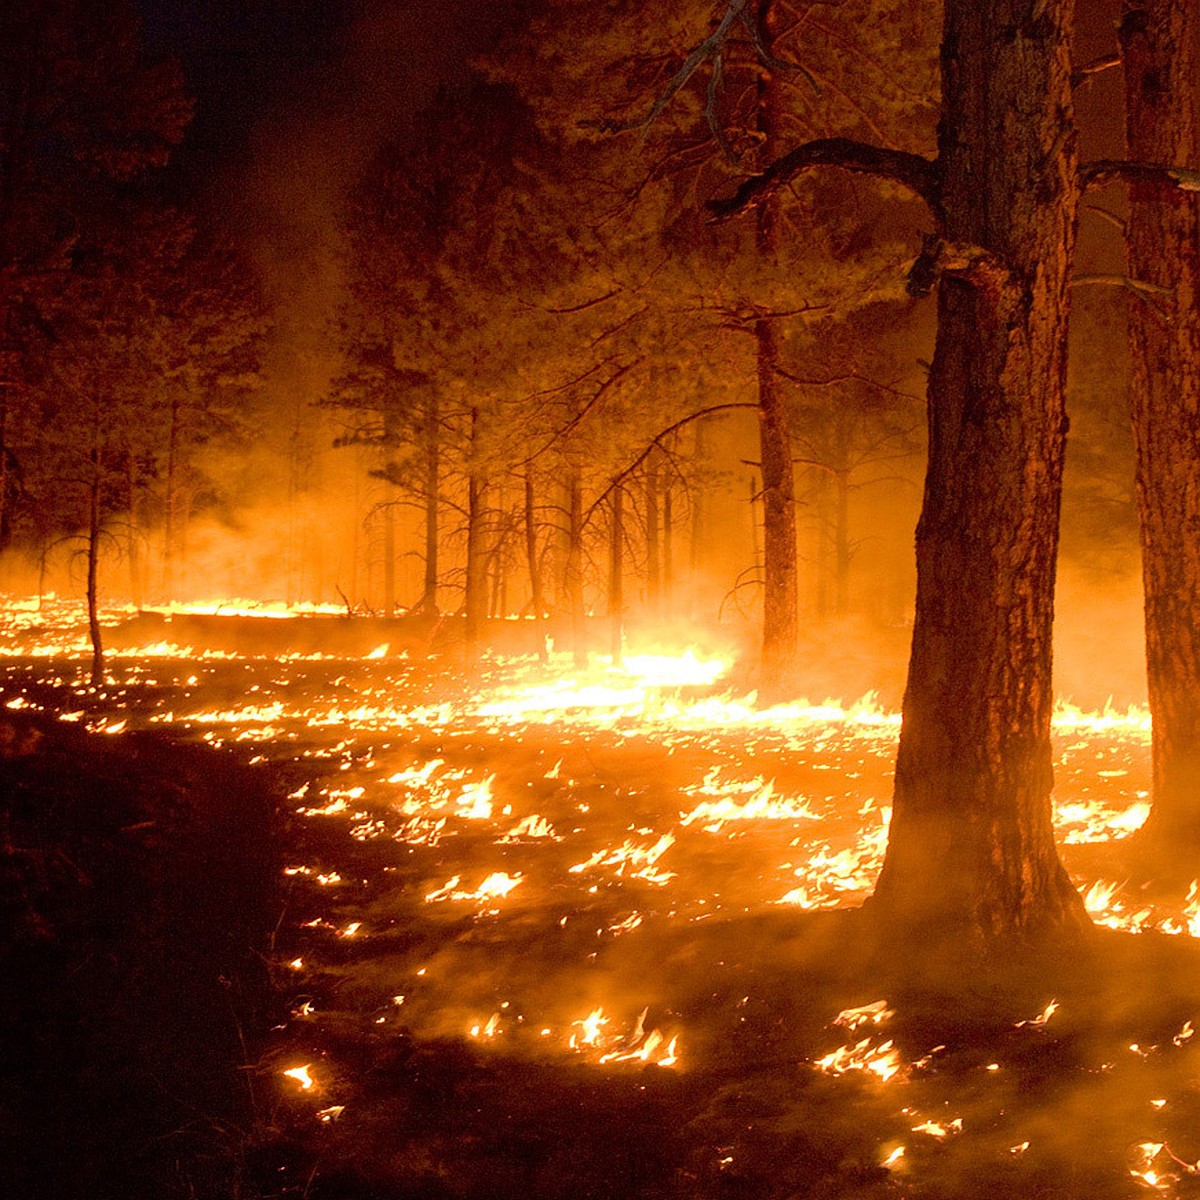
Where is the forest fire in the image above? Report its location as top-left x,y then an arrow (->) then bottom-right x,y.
14,1 -> 1200,1194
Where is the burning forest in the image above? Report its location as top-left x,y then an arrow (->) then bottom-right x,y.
6,1 -> 1200,1198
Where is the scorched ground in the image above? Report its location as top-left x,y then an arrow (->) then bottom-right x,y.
4,599 -> 1200,1199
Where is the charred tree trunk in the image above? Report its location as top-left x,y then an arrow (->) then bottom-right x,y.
662,470 -> 674,618
524,469 -> 548,662
1120,0 -> 1200,852
162,393 -> 181,600
382,498 -> 397,615
755,0 -> 799,700
464,473 -> 488,649
565,468 -> 587,668
689,422 -> 709,619
0,369 -> 10,568
834,469 -> 850,617
757,316 -> 799,694
645,458 -> 661,618
525,471 -> 545,618
125,453 -> 144,611
872,0 -> 1087,941
419,390 -> 440,615
609,484 -> 624,664
87,420 -> 104,689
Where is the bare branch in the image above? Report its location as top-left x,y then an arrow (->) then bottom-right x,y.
1081,159 -> 1200,193
1071,51 -> 1121,89
585,0 -> 751,136
585,402 -> 758,523
526,288 -> 623,315
708,137 -> 940,222
516,358 -> 644,468
1083,203 -> 1127,234
1072,273 -> 1171,298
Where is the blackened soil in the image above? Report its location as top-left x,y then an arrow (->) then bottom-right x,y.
0,713 -> 277,1200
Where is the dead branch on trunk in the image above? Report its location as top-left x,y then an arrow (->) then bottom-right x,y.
708,137 -> 940,222
1081,159 -> 1200,193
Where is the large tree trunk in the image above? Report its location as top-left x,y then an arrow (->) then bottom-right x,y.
872,0 -> 1087,941
755,0 -> 799,700
1120,0 -> 1200,851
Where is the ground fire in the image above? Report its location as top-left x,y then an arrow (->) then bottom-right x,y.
6,597 -> 1200,1197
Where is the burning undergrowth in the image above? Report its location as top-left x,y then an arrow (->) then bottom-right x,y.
4,599 -> 1200,1198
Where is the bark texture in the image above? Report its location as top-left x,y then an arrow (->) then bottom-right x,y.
872,0 -> 1088,940
1120,1 -> 1200,849
755,0 -> 799,700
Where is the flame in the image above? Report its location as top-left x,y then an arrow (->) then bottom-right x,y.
815,1037 -> 904,1082
833,999 -> 894,1031
283,1064 -> 315,1090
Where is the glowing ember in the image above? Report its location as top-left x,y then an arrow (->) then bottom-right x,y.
1016,999 -> 1059,1029
282,1065 -> 315,1090
832,999 -> 894,1031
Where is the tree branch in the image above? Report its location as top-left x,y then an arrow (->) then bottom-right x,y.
708,137 -> 940,222
1081,159 -> 1200,193
1071,51 -> 1121,89
584,402 -> 758,524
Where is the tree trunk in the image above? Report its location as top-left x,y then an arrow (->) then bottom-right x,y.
565,468 -> 587,668
872,0 -> 1087,941
757,317 -> 799,695
420,389 -> 440,614
464,473 -> 488,648
87,419 -> 104,689
162,396 -> 178,600
662,460 -> 674,617
125,452 -> 144,610
1120,0 -> 1200,850
689,422 -> 709,619
609,484 -> 624,664
755,0 -> 799,700
382,497 -> 397,615
525,469 -> 548,661
645,457 -> 660,618
834,469 -> 850,617
0,370 -> 10,567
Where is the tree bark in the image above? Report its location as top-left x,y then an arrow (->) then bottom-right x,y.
645,456 -> 660,618
609,484 -> 624,663
872,0 -> 1088,941
834,468 -> 850,617
662,461 -> 674,617
382,497 -> 397,614
755,0 -> 799,700
162,392 -> 180,600
565,467 -> 587,668
1118,1 -> 1200,851
464,408 -> 488,650
419,389 -> 440,614
87,415 -> 104,688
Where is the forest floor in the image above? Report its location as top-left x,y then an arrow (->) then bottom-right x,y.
3,605 -> 1200,1199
